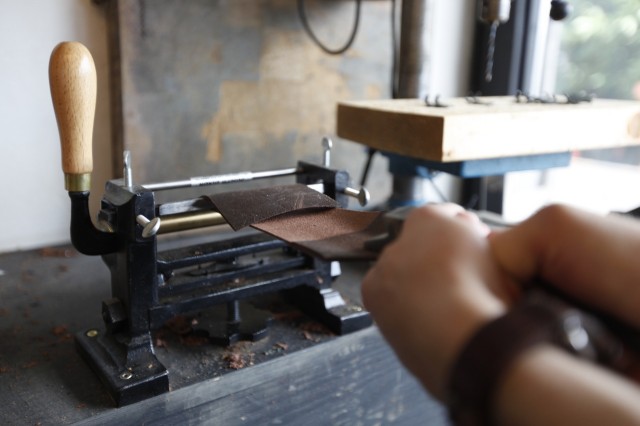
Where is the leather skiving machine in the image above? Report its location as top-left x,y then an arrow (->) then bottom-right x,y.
49,42 -> 380,407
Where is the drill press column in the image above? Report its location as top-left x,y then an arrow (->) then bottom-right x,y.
385,0 -> 436,208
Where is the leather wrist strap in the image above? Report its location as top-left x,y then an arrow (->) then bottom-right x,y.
447,304 -> 562,426
447,286 -> 640,426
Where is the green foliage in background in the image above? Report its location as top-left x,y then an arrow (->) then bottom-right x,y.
556,0 -> 640,99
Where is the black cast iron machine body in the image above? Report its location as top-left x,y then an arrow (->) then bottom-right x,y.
49,42 -> 371,407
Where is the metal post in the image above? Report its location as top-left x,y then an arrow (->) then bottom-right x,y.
397,0 -> 433,98
386,0 -> 434,207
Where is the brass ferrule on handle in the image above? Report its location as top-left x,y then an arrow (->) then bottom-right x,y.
65,173 -> 92,192
49,41 -> 96,192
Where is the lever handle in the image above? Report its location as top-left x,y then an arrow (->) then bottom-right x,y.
49,41 -> 96,192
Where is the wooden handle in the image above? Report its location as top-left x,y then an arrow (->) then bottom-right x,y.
49,41 -> 96,191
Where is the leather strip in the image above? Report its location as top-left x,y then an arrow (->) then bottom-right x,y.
253,208 -> 385,261
203,184 -> 337,230
203,184 -> 384,260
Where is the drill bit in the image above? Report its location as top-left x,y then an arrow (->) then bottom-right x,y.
485,20 -> 499,82
478,0 -> 511,83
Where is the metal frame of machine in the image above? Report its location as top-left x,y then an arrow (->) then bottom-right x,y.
75,158 -> 371,406
49,41 -> 371,407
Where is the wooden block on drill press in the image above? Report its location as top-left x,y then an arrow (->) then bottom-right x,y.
337,97 -> 640,162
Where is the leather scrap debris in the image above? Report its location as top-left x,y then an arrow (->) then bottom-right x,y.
203,184 -> 337,230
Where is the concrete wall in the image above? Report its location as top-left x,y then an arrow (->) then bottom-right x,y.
0,0 -> 474,253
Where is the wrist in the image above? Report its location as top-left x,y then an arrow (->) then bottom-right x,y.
426,291 -> 506,399
445,286 -> 640,426
446,304 -> 558,425
491,344 -> 564,426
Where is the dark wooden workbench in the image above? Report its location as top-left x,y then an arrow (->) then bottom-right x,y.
0,240 -> 448,425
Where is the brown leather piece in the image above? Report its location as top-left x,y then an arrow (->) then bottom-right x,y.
252,209 -> 385,261
203,184 -> 337,230
204,184 -> 384,260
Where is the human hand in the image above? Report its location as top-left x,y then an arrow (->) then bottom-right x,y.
489,204 -> 640,329
361,203 -> 518,399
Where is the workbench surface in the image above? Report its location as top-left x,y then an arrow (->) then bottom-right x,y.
0,240 -> 448,425
337,97 -> 640,162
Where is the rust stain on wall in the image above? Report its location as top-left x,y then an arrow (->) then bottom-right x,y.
260,30 -> 306,82
204,29 -> 354,164
114,0 -> 392,181
203,81 -> 261,163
